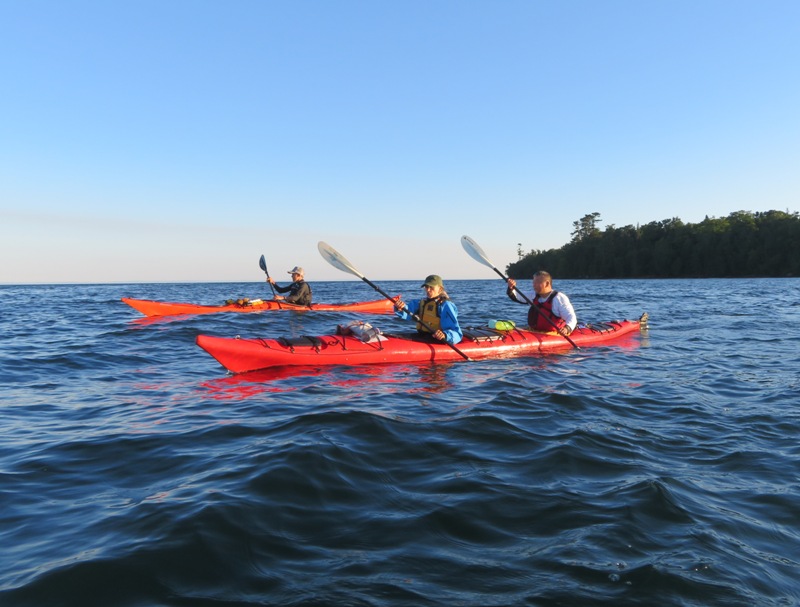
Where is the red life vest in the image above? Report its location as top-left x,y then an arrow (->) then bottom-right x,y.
527,291 -> 566,332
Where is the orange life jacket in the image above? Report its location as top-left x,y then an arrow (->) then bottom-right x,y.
416,297 -> 443,333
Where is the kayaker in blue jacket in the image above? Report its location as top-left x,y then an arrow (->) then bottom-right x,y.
268,266 -> 313,305
394,275 -> 463,345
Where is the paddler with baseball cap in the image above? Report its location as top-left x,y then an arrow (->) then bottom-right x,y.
267,265 -> 313,305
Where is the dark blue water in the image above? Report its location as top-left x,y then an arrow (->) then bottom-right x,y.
1,279 -> 798,606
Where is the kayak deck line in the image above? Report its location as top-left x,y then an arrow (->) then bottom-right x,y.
246,320 -> 629,352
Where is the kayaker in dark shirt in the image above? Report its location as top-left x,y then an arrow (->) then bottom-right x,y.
268,266 -> 312,305
394,274 -> 463,345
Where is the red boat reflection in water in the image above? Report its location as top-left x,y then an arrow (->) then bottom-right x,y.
198,361 -> 455,401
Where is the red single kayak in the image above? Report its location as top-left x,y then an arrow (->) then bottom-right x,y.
122,296 -> 399,317
196,315 -> 647,374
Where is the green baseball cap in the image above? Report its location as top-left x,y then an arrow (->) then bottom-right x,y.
421,275 -> 443,288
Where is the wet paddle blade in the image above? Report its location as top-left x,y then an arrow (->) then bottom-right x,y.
461,235 -> 496,269
318,241 -> 365,279
462,236 -> 579,349
319,240 -> 473,361
260,254 -> 277,296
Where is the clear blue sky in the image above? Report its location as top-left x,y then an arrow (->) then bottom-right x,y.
2,1 -> 798,284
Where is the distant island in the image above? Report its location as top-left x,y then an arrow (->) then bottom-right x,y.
508,210 -> 799,279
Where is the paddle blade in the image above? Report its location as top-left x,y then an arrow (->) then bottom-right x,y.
318,241 -> 365,279
461,235 -> 495,268
259,254 -> 267,273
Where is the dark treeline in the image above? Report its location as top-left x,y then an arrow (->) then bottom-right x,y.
508,210 -> 800,279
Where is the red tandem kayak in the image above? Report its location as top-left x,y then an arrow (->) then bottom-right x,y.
122,296 -> 399,317
196,315 -> 647,374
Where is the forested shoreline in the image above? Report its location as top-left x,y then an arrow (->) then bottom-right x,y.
508,210 -> 800,279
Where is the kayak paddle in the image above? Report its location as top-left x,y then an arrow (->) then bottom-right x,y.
259,254 -> 278,298
317,241 -> 471,361
461,235 -> 580,349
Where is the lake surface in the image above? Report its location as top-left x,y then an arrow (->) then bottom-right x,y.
1,278 -> 798,606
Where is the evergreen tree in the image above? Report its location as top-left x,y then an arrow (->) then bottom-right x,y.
507,211 -> 799,278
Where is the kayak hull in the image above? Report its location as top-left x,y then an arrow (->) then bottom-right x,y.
122,296 -> 398,317
196,318 -> 645,374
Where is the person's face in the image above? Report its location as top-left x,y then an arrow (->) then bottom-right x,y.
423,284 -> 442,298
291,272 -> 302,282
532,276 -> 550,295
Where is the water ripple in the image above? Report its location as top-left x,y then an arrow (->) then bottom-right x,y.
2,280 -> 799,606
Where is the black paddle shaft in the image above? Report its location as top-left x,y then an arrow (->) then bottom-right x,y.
360,276 -> 471,361
460,234 -> 579,349
317,240 -> 471,360
503,270 -> 580,349
259,254 -> 278,298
